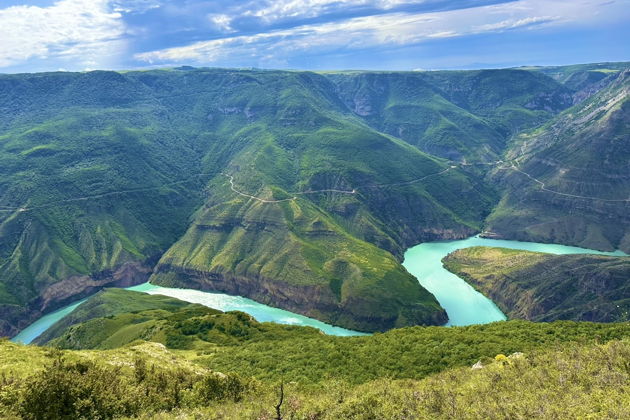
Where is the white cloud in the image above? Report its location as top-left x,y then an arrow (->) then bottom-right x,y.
111,0 -> 161,13
208,13 -> 235,32
244,0 -> 418,22
427,30 -> 459,38
136,0 -> 629,67
474,16 -> 555,32
0,0 -> 125,69
206,0 -> 430,32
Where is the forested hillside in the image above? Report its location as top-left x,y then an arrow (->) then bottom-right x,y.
486,69 -> 630,252
1,63 -> 627,336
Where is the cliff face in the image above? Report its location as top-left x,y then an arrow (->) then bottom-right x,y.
2,64 -> 628,336
152,264 -> 447,332
486,70 -> 630,253
443,247 -> 630,322
0,260 -> 152,337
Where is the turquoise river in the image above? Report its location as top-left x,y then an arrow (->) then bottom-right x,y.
403,236 -> 627,326
12,236 -> 627,343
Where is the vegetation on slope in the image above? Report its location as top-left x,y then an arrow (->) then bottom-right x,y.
291,339 -> 630,420
0,71 -> 212,336
527,61 -> 628,92
443,246 -> 630,322
0,68 -> 501,335
2,63 -> 628,336
1,318 -> 629,419
328,69 -> 574,163
0,340 -> 253,420
33,289 -> 195,346
486,68 -> 630,252
36,290 -> 630,385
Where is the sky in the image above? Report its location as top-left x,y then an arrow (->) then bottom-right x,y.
0,0 -> 628,73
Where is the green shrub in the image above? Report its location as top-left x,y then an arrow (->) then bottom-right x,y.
19,357 -> 127,420
193,373 -> 250,404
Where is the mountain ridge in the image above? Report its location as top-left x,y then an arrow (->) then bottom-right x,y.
1,62 -> 628,336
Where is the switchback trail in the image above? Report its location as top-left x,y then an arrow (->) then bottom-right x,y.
500,164 -> 630,202
226,160 -> 630,204
223,167 -> 453,204
2,159 -> 627,214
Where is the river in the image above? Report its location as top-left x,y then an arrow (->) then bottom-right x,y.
12,283 -> 365,344
403,236 -> 627,326
12,236 -> 627,344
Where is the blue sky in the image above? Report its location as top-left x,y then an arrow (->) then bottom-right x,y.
0,0 -> 628,73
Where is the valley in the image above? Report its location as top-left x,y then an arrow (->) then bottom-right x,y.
1,63 -> 628,339
15,234 -> 628,345
1,0 -> 628,417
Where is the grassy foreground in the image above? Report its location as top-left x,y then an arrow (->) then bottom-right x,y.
3,289 -> 629,418
34,290 -> 630,384
1,337 -> 628,419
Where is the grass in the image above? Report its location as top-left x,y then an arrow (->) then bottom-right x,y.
34,290 -> 630,386
1,317 -> 629,418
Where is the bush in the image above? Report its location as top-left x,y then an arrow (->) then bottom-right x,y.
194,373 -> 250,404
19,357 -> 127,420
17,354 -> 201,419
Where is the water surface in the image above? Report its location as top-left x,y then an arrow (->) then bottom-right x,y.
12,283 -> 364,344
13,236 -> 627,344
403,236 -> 627,326
12,299 -> 87,344
127,282 -> 364,336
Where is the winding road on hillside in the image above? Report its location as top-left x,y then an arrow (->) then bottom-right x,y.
499,164 -> 630,202
1,159 -> 628,214
225,161 -> 630,204
0,173 -> 216,213
223,167 -> 454,203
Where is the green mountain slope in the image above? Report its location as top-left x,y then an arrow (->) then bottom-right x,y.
33,288 -> 197,346
3,288 -> 629,419
526,61 -> 628,94
443,246 -> 630,322
2,64 -> 627,336
0,68 -> 509,336
37,289 -> 324,350
30,290 -> 630,382
0,72 -> 208,336
327,69 -> 573,163
146,69 -> 505,331
486,69 -> 630,252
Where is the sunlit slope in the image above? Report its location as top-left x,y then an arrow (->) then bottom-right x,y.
23,290 -> 630,385
0,71 -> 208,336
148,70 -> 499,331
0,68 -> 501,335
2,317 -> 629,419
443,246 -> 630,322
33,288 -> 197,347
328,69 -> 573,162
486,69 -> 630,252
